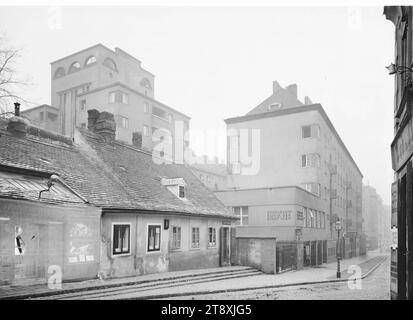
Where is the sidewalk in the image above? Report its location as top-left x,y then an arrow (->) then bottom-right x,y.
0,251 -> 388,300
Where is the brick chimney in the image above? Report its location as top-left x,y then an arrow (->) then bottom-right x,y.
304,96 -> 313,105
285,84 -> 298,98
272,80 -> 282,94
7,102 -> 29,138
94,112 -> 116,143
87,109 -> 116,143
87,109 -> 100,132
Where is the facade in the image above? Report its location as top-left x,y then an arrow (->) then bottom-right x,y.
215,81 -> 363,271
384,6 -> 413,300
49,43 -> 190,150
362,185 -> 382,251
189,162 -> 228,191
0,109 -> 235,285
20,104 -> 60,133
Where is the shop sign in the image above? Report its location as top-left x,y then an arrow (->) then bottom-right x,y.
391,115 -> 413,171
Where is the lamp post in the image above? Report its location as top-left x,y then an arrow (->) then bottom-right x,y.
335,220 -> 342,278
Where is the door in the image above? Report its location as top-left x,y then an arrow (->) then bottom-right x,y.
323,240 -> 327,263
219,227 -> 230,266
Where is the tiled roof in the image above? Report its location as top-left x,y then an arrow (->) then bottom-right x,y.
0,120 -> 233,218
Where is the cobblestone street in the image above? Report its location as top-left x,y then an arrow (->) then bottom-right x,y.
170,257 -> 390,300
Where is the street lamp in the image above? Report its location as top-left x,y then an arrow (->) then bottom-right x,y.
335,220 -> 342,278
385,63 -> 413,75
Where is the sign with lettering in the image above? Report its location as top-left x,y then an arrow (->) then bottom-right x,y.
391,226 -> 398,250
267,210 -> 292,221
391,114 -> 413,171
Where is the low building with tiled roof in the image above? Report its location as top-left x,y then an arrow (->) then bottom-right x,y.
0,108 -> 235,284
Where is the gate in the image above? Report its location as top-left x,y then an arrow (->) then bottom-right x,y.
276,242 -> 297,273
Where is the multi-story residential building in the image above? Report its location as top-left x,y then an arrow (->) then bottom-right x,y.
189,160 -> 228,191
20,104 -> 60,133
362,184 -> 382,251
215,80 -> 363,271
35,43 -> 190,151
384,6 -> 413,300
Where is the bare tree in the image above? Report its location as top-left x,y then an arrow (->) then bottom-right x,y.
0,36 -> 32,113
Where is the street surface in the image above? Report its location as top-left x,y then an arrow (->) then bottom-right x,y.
170,258 -> 390,300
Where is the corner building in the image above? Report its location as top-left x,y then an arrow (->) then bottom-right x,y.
215,81 -> 363,271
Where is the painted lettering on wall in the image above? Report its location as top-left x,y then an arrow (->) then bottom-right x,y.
267,210 -> 292,221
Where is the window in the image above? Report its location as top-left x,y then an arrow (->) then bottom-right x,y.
152,106 -> 167,120
80,99 -> 86,111
148,225 -> 161,252
303,207 -> 308,227
141,78 -> 152,90
179,186 -> 185,198
233,206 -> 248,225
302,124 -> 320,139
54,67 -> 65,79
302,183 -> 321,197
47,112 -> 58,121
301,154 -> 321,168
208,227 -> 217,247
143,102 -> 149,113
143,125 -> 149,136
309,209 -> 314,228
39,111 -> 44,121
268,103 -> 281,110
113,224 -> 130,255
69,61 -> 81,73
109,91 -> 128,104
103,58 -> 117,71
191,227 -> 200,248
85,56 -> 97,66
116,115 -> 129,129
171,226 -> 181,250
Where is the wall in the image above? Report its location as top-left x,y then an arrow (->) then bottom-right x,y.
100,212 -> 225,279
0,198 -> 100,285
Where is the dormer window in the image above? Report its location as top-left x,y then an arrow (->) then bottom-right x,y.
179,186 -> 185,198
161,178 -> 187,200
268,103 -> 281,110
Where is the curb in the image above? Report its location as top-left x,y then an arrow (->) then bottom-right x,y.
125,255 -> 389,300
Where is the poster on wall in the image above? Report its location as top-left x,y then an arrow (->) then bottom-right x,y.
67,222 -> 95,264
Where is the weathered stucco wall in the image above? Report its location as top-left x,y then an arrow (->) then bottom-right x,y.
99,213 -> 226,278
0,198 -> 100,285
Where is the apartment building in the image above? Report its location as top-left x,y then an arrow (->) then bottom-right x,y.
215,81 -> 363,270
20,104 -> 60,133
48,43 -> 190,150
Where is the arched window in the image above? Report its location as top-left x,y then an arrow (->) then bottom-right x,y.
85,56 -> 97,66
68,61 -> 81,73
54,67 -> 65,79
140,77 -> 152,90
103,58 -> 117,72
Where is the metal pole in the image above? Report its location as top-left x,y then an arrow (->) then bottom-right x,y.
337,228 -> 341,278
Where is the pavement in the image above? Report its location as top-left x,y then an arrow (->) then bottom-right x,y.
0,250 -> 388,300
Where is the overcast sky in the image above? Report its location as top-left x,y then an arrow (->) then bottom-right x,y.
0,5 -> 396,204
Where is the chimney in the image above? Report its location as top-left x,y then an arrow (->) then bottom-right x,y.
285,84 -> 298,98
7,102 -> 28,137
91,111 -> 116,143
272,80 -> 282,94
304,96 -> 313,105
87,109 -> 100,132
14,102 -> 20,116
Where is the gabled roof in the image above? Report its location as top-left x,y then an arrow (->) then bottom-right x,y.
0,119 -> 233,218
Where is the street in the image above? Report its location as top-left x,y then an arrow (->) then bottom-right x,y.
168,258 -> 390,300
